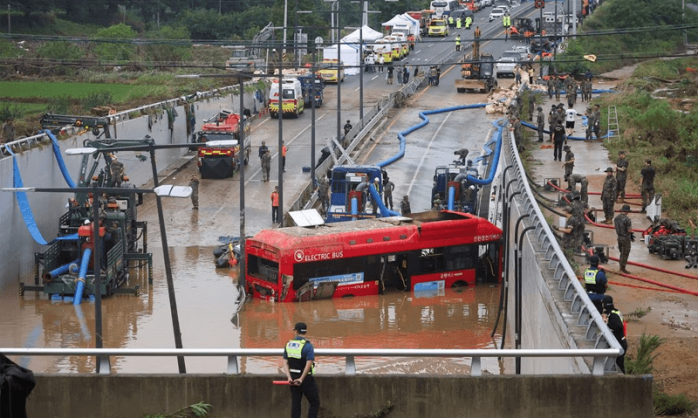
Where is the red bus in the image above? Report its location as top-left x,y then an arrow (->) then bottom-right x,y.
244,210 -> 503,302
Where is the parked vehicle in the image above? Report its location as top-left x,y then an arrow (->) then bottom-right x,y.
225,46 -> 267,74
269,78 -> 305,118
428,19 -> 449,37
316,59 -> 345,83
489,7 -> 505,21
495,56 -> 517,78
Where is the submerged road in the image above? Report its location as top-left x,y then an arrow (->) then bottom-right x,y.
1,1 -> 561,374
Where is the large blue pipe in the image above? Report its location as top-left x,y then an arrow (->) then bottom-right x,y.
447,186 -> 456,211
43,259 -> 79,281
74,247 -> 92,306
351,197 -> 358,219
368,184 -> 399,217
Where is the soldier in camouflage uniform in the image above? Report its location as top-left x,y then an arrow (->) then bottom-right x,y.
189,175 -> 199,210
317,177 -> 330,214
567,174 -> 589,206
601,167 -> 617,224
614,204 -> 633,274
615,150 -> 629,201
585,107 -> 594,140
562,145 -> 575,183
640,158 -> 656,213
554,208 -> 583,253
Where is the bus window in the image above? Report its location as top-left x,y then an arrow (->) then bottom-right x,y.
248,254 -> 279,284
445,244 -> 477,270
418,248 -> 445,273
293,257 -> 367,290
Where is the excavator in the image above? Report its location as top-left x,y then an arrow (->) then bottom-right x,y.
454,33 -> 497,93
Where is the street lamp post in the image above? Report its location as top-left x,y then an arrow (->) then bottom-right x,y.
277,48 -> 285,227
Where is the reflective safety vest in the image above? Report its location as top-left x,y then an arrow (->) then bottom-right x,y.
285,339 -> 315,376
272,191 -> 279,207
584,268 -> 601,293
449,17 -> 454,25
456,37 -> 461,46
457,18 -> 462,28
612,309 -> 627,338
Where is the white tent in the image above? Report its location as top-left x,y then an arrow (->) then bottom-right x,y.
322,43 -> 361,75
342,25 -> 383,43
381,14 -> 420,38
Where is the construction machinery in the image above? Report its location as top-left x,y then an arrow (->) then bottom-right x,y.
431,153 -> 483,214
40,113 -> 113,138
509,17 -> 535,41
225,45 -> 268,74
194,109 -> 252,179
326,165 -> 392,222
22,138 -> 155,300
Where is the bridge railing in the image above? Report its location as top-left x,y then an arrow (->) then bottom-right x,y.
0,347 -> 621,376
504,119 -> 623,375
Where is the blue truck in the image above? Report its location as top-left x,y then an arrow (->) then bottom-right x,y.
326,165 -> 389,222
298,74 -> 324,108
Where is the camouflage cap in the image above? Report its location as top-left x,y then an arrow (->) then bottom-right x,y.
604,167 -> 614,172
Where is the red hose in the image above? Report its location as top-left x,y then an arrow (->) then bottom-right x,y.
584,211 -> 645,233
545,181 -> 642,198
608,281 -> 680,293
607,256 -> 698,281
615,271 -> 698,296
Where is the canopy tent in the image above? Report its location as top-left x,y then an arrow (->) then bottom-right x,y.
322,43 -> 361,75
381,14 -> 420,37
341,25 -> 384,43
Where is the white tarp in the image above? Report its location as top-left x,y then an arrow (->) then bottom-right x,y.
322,43 -> 361,75
341,25 -> 383,43
382,14 -> 420,38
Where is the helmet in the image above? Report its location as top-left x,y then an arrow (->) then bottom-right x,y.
604,167 -> 614,173
374,177 -> 379,183
620,204 -> 631,212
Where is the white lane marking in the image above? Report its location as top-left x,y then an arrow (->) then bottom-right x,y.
406,112 -> 452,196
211,113 -> 327,218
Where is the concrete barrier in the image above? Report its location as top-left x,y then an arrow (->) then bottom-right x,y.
27,374 -> 652,417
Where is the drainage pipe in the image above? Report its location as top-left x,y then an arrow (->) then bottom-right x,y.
447,185 -> 456,211
73,247 -> 92,305
367,184 -> 400,217
43,259 -> 79,281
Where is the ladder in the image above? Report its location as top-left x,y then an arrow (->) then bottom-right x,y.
606,105 -> 620,142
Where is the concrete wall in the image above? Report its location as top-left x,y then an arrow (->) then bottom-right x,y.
27,374 -> 653,418
0,89 -> 258,290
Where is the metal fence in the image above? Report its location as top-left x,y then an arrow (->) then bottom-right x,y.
0,347 -> 620,376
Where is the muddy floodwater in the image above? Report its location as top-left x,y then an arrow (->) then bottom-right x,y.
1,244 -> 504,375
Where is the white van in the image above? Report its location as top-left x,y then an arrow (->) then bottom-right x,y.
268,78 -> 305,119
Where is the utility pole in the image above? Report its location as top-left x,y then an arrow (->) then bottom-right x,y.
7,4 -> 10,35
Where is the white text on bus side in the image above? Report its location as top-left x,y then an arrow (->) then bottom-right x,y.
295,249 -> 344,262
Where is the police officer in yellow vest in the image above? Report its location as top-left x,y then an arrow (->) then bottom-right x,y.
465,15 -> 472,29
584,255 -> 607,313
456,16 -> 462,29
455,34 -> 461,51
283,322 -> 320,418
448,15 -> 454,29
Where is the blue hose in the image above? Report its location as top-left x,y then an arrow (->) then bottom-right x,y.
74,247 -> 92,305
351,197 -> 358,218
368,184 -> 400,217
44,259 -> 79,281
448,186 -> 456,211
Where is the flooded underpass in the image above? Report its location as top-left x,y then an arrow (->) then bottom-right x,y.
2,243 -> 503,375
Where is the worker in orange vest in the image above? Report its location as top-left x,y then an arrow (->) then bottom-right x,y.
271,186 -> 280,223
281,141 -> 288,172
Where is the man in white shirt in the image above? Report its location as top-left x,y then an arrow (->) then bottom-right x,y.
565,105 -> 579,137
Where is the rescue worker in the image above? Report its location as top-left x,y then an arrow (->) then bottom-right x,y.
615,150 -> 628,201
433,194 -> 444,210
258,140 -> 269,161
456,16 -> 462,30
614,204 -> 634,274
401,195 -> 411,215
371,177 -> 381,215
536,106 -> 545,142
378,54 -> 384,72
585,107 -> 594,141
387,65 -> 394,84
281,141 -> 288,172
567,174 -> 589,206
474,26 -> 482,38
383,177 -> 395,210
454,148 -> 469,165
601,167 -> 617,224
553,207 -> 582,253
343,120 -> 352,137
547,77 -> 555,99
555,76 -> 563,101
455,34 -> 461,51
548,104 -> 556,142
403,65 -> 410,84
503,13 -> 511,41
318,177 -> 330,214
448,15 -> 455,29
603,296 -> 628,374
552,120 -> 565,162
283,322 -> 320,418
640,158 -> 655,214
261,149 -> 271,182
527,92 -> 536,122
189,175 -> 199,210
583,255 -> 607,313
562,145 -> 574,183
465,15 -> 472,29
565,104 -> 578,137
592,104 -> 601,139
271,186 -> 280,223
110,156 -> 125,187
430,66 -> 438,86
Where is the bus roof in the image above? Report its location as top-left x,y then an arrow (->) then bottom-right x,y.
247,210 -> 502,255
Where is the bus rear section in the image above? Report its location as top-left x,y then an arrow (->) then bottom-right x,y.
244,211 -> 503,303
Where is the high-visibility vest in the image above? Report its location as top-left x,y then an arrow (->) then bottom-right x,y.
612,309 -> 627,338
584,268 -> 602,293
456,37 -> 461,46
282,145 -> 287,157
272,191 -> 279,206
285,339 -> 316,376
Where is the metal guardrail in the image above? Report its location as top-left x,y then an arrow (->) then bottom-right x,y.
504,120 -> 623,375
0,347 -> 621,376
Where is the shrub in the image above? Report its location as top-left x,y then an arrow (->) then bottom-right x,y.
654,390 -> 696,416
82,91 -> 114,111
47,95 -> 73,114
626,333 -> 664,375
35,42 -> 85,61
93,24 -> 138,62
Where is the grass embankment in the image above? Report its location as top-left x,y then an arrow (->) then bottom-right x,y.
595,58 -> 698,229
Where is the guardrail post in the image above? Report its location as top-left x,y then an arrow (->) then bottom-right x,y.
345,355 -> 356,375
227,355 -> 239,374
97,356 -> 111,375
471,357 -> 481,376
592,356 -> 606,376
